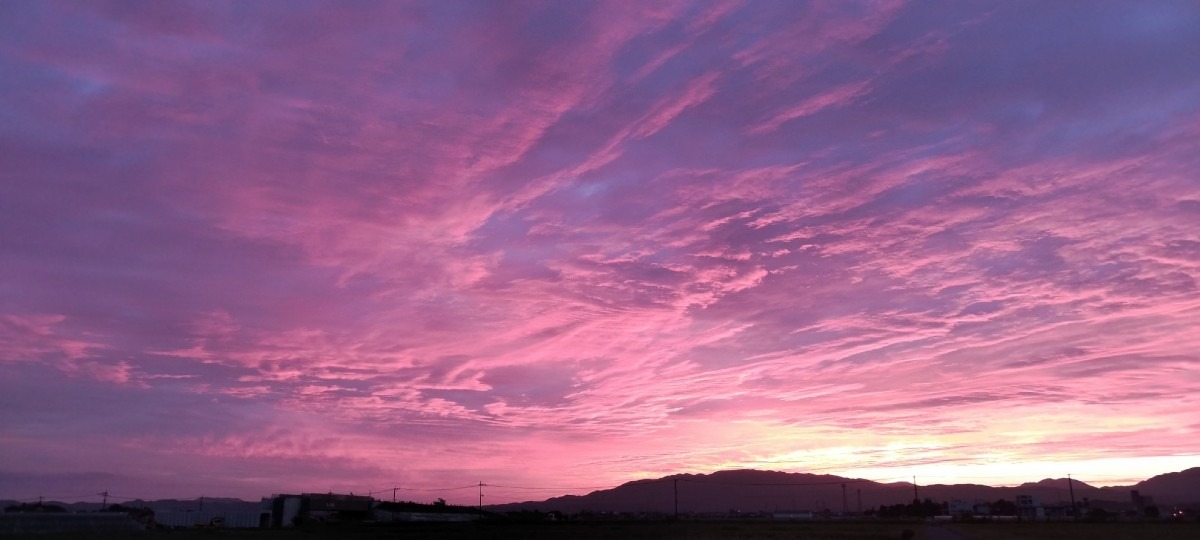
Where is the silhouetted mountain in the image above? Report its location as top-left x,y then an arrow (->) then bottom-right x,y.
1107,467 -> 1200,505
7,467 -> 1196,517
490,470 -> 917,514
487,468 -> 1200,514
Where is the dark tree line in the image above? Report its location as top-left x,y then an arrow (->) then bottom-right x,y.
869,498 -> 1021,518
872,498 -> 946,518
4,502 -> 66,513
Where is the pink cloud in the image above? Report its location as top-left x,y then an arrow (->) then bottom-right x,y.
748,80 -> 874,134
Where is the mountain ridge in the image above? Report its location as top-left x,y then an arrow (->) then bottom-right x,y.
487,467 -> 1200,514
4,467 -> 1195,514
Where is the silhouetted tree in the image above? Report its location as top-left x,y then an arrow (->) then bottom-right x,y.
875,498 -> 943,518
4,502 -> 66,513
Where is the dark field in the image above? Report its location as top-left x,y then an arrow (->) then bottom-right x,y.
945,520 -> 1200,540
6,520 -> 1200,540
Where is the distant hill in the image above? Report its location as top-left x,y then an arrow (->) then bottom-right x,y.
487,468 -> 1200,514
1101,467 -> 1200,505
5,467 -> 1195,517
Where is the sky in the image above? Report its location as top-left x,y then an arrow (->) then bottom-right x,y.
2,0 -> 1199,505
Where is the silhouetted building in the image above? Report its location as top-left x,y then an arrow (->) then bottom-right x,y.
1042,502 -> 1076,520
262,493 -> 373,528
1131,490 -> 1154,511
948,499 -> 990,518
155,510 -> 265,529
1015,495 -> 1044,520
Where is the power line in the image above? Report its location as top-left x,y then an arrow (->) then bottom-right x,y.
484,483 -> 619,491
101,493 -> 149,501
673,479 -> 678,519
1068,473 -> 1077,519
678,477 -> 886,487
914,473 -> 1132,480
367,484 -> 479,494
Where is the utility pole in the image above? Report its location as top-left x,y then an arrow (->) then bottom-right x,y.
1067,474 -> 1077,519
101,491 -> 108,509
392,487 -> 397,503
199,496 -> 204,511
912,476 -> 919,503
673,479 -> 679,519
478,482 -> 483,513
842,483 -> 847,515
